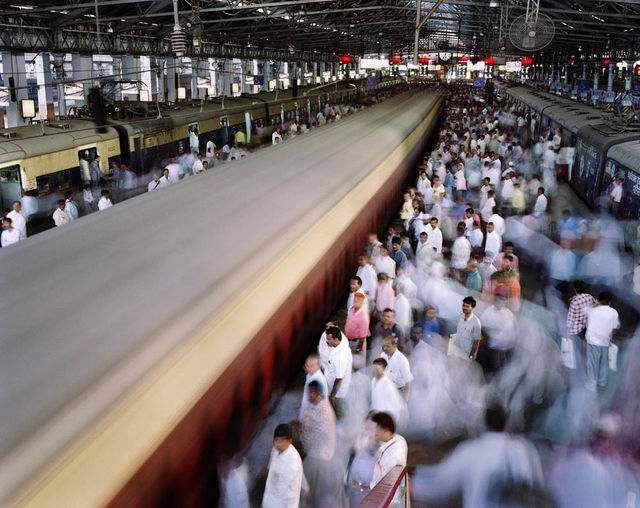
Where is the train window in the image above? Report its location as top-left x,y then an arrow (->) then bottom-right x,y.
0,164 -> 21,212
36,167 -> 78,195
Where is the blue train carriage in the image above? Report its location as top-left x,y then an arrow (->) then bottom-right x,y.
571,124 -> 640,208
543,103 -> 602,147
604,140 -> 640,220
0,120 -> 120,211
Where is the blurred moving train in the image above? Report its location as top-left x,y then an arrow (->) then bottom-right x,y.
495,82 -> 640,220
0,77 -> 402,211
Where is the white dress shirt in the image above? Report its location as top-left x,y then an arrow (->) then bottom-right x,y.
381,350 -> 413,389
1,227 -> 21,247
318,331 -> 348,372
98,197 -> 113,211
357,263 -> 378,301
488,213 -> 505,237
52,207 -> 72,226
325,343 -> 352,398
262,444 -> 304,508
374,255 -> 396,279
533,194 -> 548,215
451,236 -> 471,270
371,375 -> 409,429
370,434 -> 408,489
426,226 -> 443,254
6,210 -> 27,239
394,293 -> 412,334
165,162 -> 182,183
192,159 -> 204,174
485,231 -> 502,260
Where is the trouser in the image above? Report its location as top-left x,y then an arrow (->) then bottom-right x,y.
333,397 -> 347,419
569,333 -> 587,383
586,343 -> 609,391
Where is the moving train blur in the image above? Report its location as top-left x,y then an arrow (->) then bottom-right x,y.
0,83 -> 444,506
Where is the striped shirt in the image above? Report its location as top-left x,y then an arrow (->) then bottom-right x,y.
566,293 -> 596,336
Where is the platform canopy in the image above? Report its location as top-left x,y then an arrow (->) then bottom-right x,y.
0,0 -> 638,59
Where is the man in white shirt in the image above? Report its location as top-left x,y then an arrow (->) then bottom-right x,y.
64,191 -> 79,221
480,295 -> 518,372
148,174 -> 161,192
485,222 -> 501,263
371,358 -> 409,430
533,186 -> 548,216
370,412 -> 408,489
192,152 -> 205,174
83,184 -> 95,212
415,231 -> 434,271
501,172 -> 514,202
451,225 -> 471,276
272,128 -> 283,145
262,423 -> 305,508
189,128 -> 200,153
52,199 -> 72,226
481,190 -> 497,222
325,326 -> 352,418
426,217 -> 443,254
205,138 -> 216,164
356,253 -> 378,304
7,201 -> 27,239
164,156 -> 182,183
585,291 -> 620,391
299,354 -> 329,420
98,190 -> 113,211
488,209 -> 505,237
156,168 -> 172,188
469,221 -> 483,249
318,323 -> 349,372
374,245 -> 396,281
1,217 -> 21,247
393,285 -> 412,336
381,335 -> 413,395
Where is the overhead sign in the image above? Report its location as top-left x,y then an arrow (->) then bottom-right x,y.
578,80 -> 590,92
359,58 -> 390,69
366,76 -> 377,87
473,78 -> 485,88
505,61 -> 522,72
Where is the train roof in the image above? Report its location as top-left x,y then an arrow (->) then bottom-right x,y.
577,123 -> 640,152
544,103 -> 603,134
607,139 -> 640,170
0,121 -> 119,166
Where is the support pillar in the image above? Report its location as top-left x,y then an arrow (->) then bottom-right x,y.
166,56 -> 177,102
261,60 -> 272,91
607,62 -> 614,92
71,53 -> 93,106
140,55 -> 153,101
312,62 -> 318,85
190,58 -> 201,100
35,52 -> 55,121
111,55 -> 122,100
221,59 -> 234,96
625,60 -> 634,91
582,63 -> 587,80
1,50 -> 29,127
151,56 -> 164,102
52,53 -> 67,118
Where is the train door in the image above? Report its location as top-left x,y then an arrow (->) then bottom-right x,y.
244,111 -> 252,145
133,137 -> 143,173
0,164 -> 21,211
220,117 -> 229,146
188,122 -> 200,153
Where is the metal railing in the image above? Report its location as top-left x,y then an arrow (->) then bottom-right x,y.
356,466 -> 410,508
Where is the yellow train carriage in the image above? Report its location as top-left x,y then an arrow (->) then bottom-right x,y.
0,121 -> 120,210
